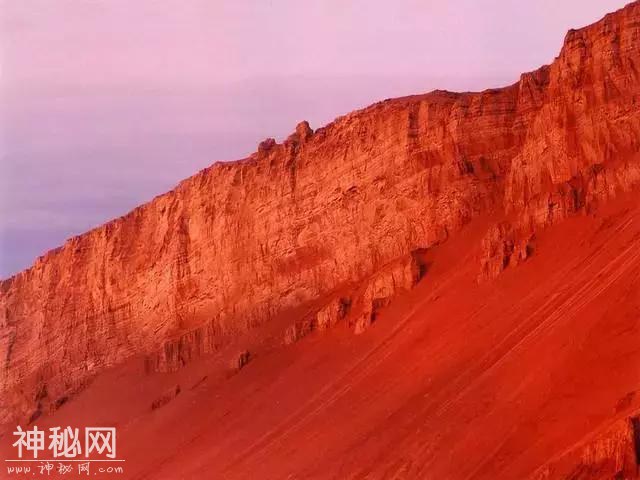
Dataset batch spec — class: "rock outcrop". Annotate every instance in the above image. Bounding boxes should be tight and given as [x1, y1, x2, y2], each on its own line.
[283, 252, 424, 344]
[531, 415, 640, 479]
[2, 2, 640, 423]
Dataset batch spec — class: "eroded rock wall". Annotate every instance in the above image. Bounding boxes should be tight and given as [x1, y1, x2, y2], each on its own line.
[1, 2, 640, 423]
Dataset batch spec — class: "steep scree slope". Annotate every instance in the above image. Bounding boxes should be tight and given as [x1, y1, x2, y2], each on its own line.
[1, 2, 640, 424]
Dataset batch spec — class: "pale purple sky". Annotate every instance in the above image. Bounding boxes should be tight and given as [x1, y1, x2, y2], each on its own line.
[0, 0, 631, 278]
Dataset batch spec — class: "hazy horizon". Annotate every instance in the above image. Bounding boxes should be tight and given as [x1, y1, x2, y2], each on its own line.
[0, 0, 631, 277]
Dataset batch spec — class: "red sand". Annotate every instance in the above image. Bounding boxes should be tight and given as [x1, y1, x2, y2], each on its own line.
[3, 196, 639, 479]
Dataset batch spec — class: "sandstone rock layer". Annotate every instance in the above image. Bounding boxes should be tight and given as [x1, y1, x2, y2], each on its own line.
[2, 2, 640, 423]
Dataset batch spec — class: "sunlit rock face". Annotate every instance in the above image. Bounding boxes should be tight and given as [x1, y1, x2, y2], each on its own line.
[1, 1, 640, 425]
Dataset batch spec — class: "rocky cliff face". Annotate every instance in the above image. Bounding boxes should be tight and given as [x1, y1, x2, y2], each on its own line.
[1, 2, 640, 424]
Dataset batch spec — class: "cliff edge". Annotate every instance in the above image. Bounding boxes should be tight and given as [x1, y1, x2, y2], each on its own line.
[1, 1, 640, 424]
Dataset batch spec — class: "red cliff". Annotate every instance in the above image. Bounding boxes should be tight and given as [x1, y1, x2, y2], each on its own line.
[1, 1, 640, 428]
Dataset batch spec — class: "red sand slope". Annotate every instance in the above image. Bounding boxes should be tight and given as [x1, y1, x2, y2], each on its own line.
[3, 195, 639, 479]
[5, 1, 640, 425]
